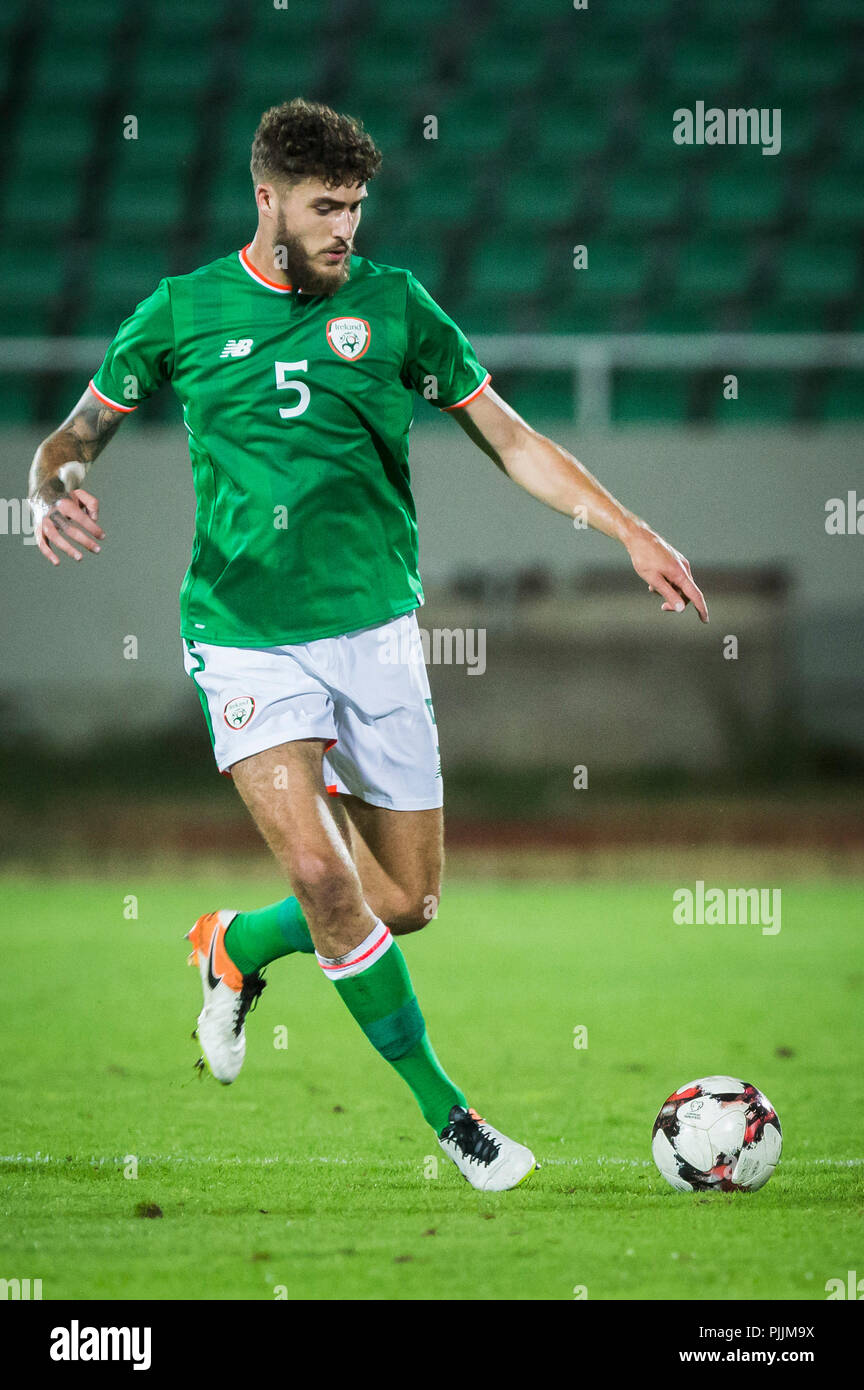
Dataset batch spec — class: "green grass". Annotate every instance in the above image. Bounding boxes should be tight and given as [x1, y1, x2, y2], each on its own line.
[1, 869, 862, 1301]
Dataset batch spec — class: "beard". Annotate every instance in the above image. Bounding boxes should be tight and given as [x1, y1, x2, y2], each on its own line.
[271, 215, 352, 297]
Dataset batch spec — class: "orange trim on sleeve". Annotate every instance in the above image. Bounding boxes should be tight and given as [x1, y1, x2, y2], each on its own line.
[440, 372, 491, 411]
[88, 379, 138, 413]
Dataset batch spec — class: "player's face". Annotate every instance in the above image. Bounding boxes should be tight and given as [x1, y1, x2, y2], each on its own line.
[272, 178, 366, 296]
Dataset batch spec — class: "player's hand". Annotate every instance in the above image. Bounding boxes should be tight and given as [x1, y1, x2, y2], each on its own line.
[32, 484, 105, 566]
[626, 528, 708, 623]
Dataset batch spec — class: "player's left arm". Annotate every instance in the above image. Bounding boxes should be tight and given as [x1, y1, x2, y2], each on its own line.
[450, 385, 709, 623]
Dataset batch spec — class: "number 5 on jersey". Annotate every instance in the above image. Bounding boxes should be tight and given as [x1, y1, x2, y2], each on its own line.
[276, 360, 310, 419]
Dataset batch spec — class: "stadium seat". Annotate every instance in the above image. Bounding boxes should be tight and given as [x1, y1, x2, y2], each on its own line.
[466, 36, 550, 93]
[0, 248, 68, 334]
[708, 370, 799, 422]
[806, 173, 864, 231]
[605, 173, 682, 233]
[665, 37, 750, 91]
[820, 372, 864, 420]
[28, 41, 113, 102]
[433, 98, 513, 156]
[497, 168, 583, 229]
[703, 170, 786, 231]
[567, 239, 653, 299]
[103, 169, 187, 235]
[470, 239, 549, 299]
[129, 45, 216, 104]
[778, 240, 861, 303]
[674, 239, 755, 300]
[533, 104, 616, 162]
[12, 108, 100, 170]
[613, 371, 693, 422]
[759, 37, 851, 96]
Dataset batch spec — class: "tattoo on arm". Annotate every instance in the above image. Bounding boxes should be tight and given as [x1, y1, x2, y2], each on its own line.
[28, 388, 125, 502]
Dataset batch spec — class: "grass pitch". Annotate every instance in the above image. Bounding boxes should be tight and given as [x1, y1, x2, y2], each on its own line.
[1, 868, 861, 1301]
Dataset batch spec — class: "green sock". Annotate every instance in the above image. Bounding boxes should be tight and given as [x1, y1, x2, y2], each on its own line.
[224, 896, 314, 974]
[332, 936, 467, 1134]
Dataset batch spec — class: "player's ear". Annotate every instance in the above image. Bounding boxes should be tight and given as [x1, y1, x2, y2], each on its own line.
[254, 182, 276, 218]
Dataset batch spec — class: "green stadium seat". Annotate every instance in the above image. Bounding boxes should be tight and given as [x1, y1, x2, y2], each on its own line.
[103, 169, 187, 235]
[674, 239, 754, 299]
[103, 112, 199, 171]
[208, 185, 256, 242]
[533, 104, 616, 161]
[467, 36, 550, 92]
[569, 37, 646, 92]
[591, 0, 678, 29]
[820, 372, 864, 420]
[234, 40, 328, 100]
[639, 302, 722, 333]
[632, 108, 706, 163]
[40, 0, 126, 38]
[398, 174, 479, 227]
[365, 238, 445, 296]
[701, 0, 778, 22]
[541, 300, 622, 334]
[746, 301, 828, 332]
[665, 38, 750, 91]
[806, 172, 864, 230]
[130, 45, 216, 102]
[0, 248, 68, 333]
[485, 0, 568, 22]
[146, 0, 225, 37]
[708, 371, 798, 422]
[87, 245, 171, 302]
[605, 173, 682, 232]
[471, 239, 549, 298]
[248, 0, 355, 35]
[613, 371, 693, 423]
[498, 168, 582, 229]
[565, 239, 652, 299]
[359, 106, 412, 154]
[29, 43, 113, 101]
[0, 0, 30, 34]
[2, 181, 81, 235]
[778, 240, 860, 302]
[492, 371, 575, 421]
[764, 38, 851, 94]
[0, 377, 39, 422]
[433, 98, 513, 155]
[799, 0, 864, 24]
[703, 170, 786, 230]
[13, 108, 100, 168]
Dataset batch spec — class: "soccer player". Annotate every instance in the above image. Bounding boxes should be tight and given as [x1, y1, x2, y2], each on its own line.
[28, 99, 708, 1192]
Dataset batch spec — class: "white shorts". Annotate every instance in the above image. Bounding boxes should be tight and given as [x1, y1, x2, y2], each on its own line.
[182, 612, 443, 810]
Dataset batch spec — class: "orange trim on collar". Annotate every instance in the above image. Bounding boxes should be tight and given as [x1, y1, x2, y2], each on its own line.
[238, 244, 293, 293]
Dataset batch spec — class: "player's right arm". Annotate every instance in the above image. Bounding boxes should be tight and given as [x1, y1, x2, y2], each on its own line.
[27, 385, 123, 565]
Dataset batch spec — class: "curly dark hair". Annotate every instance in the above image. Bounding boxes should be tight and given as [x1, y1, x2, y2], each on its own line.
[250, 98, 382, 188]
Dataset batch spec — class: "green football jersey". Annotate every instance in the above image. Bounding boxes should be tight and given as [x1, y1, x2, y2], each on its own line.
[90, 246, 490, 646]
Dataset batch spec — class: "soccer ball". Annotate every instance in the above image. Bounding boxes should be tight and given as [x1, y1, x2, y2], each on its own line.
[651, 1075, 782, 1192]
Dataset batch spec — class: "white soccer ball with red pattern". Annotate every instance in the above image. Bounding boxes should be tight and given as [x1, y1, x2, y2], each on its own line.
[651, 1076, 782, 1192]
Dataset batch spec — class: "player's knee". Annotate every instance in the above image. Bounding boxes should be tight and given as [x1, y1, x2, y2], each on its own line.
[290, 852, 360, 922]
[385, 884, 441, 935]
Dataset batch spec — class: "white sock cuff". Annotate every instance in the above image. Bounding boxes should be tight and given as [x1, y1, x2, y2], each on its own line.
[315, 919, 393, 981]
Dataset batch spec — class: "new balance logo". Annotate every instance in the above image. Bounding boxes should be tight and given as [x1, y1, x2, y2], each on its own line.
[220, 338, 254, 358]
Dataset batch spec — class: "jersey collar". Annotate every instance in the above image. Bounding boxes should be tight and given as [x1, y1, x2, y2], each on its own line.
[238, 244, 293, 294]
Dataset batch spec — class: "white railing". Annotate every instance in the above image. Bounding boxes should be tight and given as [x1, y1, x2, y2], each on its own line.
[1, 334, 863, 427]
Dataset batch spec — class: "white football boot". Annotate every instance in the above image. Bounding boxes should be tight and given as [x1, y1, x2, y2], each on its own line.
[438, 1105, 537, 1191]
[186, 910, 266, 1084]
